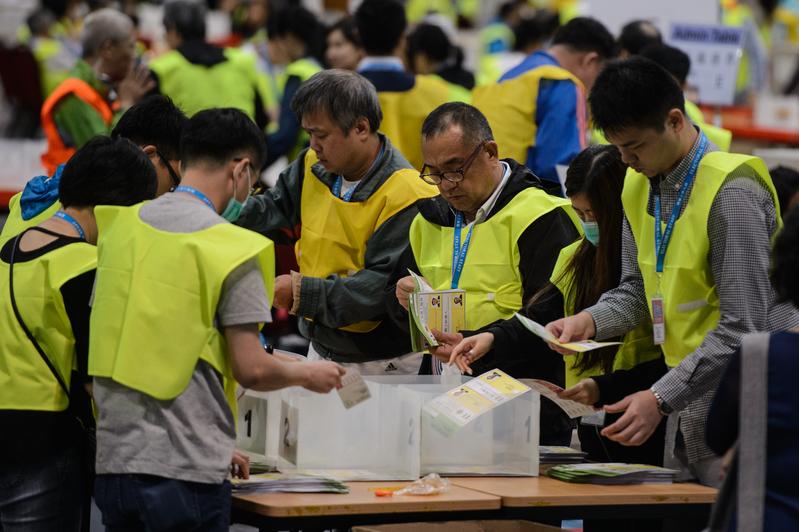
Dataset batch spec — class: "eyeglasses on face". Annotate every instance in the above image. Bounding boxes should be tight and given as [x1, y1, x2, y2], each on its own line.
[419, 141, 486, 185]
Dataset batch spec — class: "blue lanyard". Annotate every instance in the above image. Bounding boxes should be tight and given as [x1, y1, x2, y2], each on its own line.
[175, 185, 215, 211]
[54, 210, 85, 240]
[654, 133, 708, 274]
[332, 176, 357, 201]
[451, 212, 475, 289]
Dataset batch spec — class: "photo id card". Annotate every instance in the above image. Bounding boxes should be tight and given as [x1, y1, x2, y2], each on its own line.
[652, 296, 665, 345]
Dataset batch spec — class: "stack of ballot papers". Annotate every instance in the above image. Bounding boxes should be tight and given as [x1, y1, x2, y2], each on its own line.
[548, 463, 679, 484]
[539, 446, 588, 464]
[232, 473, 349, 494]
[407, 270, 466, 351]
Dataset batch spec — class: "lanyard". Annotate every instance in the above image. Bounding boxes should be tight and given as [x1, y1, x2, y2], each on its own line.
[54, 211, 85, 240]
[332, 176, 357, 201]
[653, 133, 708, 274]
[451, 212, 475, 289]
[175, 185, 216, 211]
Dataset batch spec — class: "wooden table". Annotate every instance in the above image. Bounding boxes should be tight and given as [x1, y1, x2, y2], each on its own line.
[232, 477, 717, 530]
[232, 481, 502, 531]
[452, 476, 717, 522]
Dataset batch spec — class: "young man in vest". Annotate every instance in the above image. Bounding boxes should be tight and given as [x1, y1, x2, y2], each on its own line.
[150, 1, 268, 127]
[2, 95, 187, 241]
[40, 8, 153, 175]
[390, 102, 582, 444]
[354, 0, 453, 170]
[473, 17, 616, 194]
[237, 69, 437, 375]
[0, 136, 156, 532]
[89, 109, 344, 531]
[547, 57, 799, 488]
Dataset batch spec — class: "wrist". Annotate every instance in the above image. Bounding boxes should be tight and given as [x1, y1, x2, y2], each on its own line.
[650, 388, 672, 416]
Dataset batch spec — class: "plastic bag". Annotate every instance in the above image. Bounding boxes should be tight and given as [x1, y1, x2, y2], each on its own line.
[395, 473, 451, 496]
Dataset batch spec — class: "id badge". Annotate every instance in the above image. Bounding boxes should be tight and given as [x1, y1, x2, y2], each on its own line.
[651, 295, 665, 345]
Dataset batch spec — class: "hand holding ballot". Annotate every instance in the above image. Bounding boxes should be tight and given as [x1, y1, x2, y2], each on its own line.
[520, 312, 615, 355]
[448, 331, 496, 375]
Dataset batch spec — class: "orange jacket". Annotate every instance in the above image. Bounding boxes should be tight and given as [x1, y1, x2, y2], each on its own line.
[40, 78, 113, 175]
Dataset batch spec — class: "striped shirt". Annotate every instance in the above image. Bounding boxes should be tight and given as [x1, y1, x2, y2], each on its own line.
[586, 132, 799, 463]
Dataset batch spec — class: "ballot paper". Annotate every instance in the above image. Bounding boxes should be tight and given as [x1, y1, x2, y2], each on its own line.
[337, 370, 371, 409]
[548, 463, 679, 485]
[232, 472, 349, 493]
[407, 270, 466, 351]
[520, 379, 599, 419]
[423, 368, 530, 436]
[515, 313, 621, 352]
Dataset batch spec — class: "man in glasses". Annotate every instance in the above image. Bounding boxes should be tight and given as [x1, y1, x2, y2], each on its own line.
[1, 95, 187, 240]
[389, 102, 581, 445]
[237, 69, 437, 375]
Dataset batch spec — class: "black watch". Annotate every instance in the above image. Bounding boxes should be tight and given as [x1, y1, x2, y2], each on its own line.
[652, 389, 673, 416]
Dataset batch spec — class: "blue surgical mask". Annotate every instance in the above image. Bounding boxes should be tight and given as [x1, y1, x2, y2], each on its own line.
[581, 219, 600, 246]
[222, 167, 252, 222]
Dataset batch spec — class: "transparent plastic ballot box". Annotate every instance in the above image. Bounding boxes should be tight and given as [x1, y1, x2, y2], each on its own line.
[368, 376, 540, 477]
[237, 380, 422, 481]
[236, 375, 540, 480]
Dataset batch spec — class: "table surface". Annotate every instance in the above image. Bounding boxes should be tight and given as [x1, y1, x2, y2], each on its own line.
[232, 476, 717, 517]
[451, 476, 718, 508]
[232, 481, 502, 517]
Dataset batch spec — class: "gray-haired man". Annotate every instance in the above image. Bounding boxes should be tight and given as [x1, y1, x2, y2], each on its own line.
[238, 69, 437, 374]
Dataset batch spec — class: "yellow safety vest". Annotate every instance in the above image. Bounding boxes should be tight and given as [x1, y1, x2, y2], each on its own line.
[283, 58, 322, 162]
[622, 152, 779, 367]
[149, 48, 262, 119]
[473, 65, 585, 164]
[88, 204, 275, 412]
[0, 240, 96, 411]
[297, 150, 437, 333]
[0, 193, 59, 242]
[550, 240, 661, 388]
[410, 185, 580, 330]
[684, 101, 733, 152]
[376, 74, 453, 170]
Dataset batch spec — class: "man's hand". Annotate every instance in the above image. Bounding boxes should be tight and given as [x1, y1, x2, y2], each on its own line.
[300, 361, 346, 393]
[558, 378, 600, 406]
[272, 274, 293, 309]
[545, 311, 597, 355]
[429, 329, 463, 362]
[395, 276, 416, 310]
[230, 450, 250, 479]
[449, 332, 495, 375]
[600, 390, 663, 446]
[117, 63, 155, 109]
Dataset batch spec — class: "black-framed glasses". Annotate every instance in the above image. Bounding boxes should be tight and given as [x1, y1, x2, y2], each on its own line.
[420, 141, 486, 185]
[156, 150, 181, 190]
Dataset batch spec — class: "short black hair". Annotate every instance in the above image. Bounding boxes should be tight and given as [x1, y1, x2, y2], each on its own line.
[771, 165, 799, 216]
[180, 108, 267, 171]
[163, 0, 206, 41]
[111, 95, 188, 161]
[59, 136, 157, 208]
[551, 17, 616, 60]
[589, 57, 685, 137]
[267, 5, 324, 61]
[406, 23, 451, 65]
[328, 16, 361, 47]
[639, 43, 690, 85]
[422, 102, 494, 148]
[771, 207, 799, 306]
[619, 19, 662, 56]
[355, 0, 407, 56]
[514, 10, 560, 53]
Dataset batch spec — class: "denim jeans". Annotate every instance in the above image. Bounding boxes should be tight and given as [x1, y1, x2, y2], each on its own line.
[94, 474, 231, 532]
[0, 445, 85, 531]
